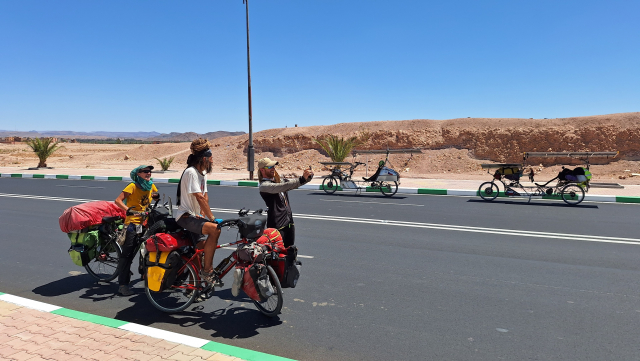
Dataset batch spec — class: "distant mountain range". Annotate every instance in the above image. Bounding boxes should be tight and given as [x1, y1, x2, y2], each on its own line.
[0, 130, 245, 141]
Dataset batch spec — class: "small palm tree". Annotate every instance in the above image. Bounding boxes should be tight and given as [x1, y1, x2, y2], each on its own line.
[155, 156, 175, 171]
[26, 137, 60, 168]
[313, 135, 362, 163]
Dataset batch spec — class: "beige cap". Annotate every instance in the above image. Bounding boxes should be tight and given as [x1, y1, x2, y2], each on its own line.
[257, 158, 279, 169]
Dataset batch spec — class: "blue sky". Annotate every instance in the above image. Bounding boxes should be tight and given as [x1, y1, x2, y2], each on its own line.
[1, 0, 638, 133]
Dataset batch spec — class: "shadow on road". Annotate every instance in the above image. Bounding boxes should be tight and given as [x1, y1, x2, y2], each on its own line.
[33, 275, 116, 298]
[113, 288, 282, 339]
[466, 199, 599, 209]
[306, 191, 407, 200]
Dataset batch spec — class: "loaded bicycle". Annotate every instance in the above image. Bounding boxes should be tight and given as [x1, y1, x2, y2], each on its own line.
[82, 196, 175, 282]
[143, 208, 284, 317]
[478, 151, 618, 206]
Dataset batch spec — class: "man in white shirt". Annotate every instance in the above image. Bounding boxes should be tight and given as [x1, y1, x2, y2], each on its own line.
[176, 139, 221, 284]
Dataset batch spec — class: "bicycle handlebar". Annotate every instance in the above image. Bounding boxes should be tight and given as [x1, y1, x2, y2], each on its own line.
[217, 219, 240, 229]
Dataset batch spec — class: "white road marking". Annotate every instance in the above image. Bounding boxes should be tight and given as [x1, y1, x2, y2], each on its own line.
[56, 185, 104, 189]
[318, 198, 424, 206]
[1, 193, 638, 247]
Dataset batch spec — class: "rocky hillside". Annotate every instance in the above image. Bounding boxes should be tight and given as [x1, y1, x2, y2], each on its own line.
[220, 112, 638, 165]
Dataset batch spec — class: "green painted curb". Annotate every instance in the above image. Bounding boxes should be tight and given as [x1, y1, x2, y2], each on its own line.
[202, 341, 296, 361]
[0, 292, 4, 295]
[51, 308, 128, 328]
[418, 188, 447, 195]
[107, 176, 123, 181]
[10, 174, 21, 178]
[56, 175, 69, 179]
[207, 180, 221, 185]
[33, 174, 45, 178]
[81, 175, 95, 180]
[617, 196, 640, 203]
[169, 178, 180, 183]
[238, 181, 259, 187]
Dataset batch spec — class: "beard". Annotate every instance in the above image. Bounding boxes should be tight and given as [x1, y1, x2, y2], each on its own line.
[196, 157, 213, 174]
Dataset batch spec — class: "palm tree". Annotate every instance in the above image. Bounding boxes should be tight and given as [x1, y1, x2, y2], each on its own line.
[155, 156, 175, 171]
[313, 135, 362, 163]
[26, 137, 60, 168]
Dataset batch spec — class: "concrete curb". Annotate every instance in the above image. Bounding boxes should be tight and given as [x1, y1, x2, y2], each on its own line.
[2, 172, 639, 204]
[0, 292, 296, 361]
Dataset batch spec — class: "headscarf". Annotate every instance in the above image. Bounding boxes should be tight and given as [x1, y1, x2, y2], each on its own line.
[130, 165, 154, 191]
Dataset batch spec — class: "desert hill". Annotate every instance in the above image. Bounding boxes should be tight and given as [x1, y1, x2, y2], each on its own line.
[1, 112, 639, 184]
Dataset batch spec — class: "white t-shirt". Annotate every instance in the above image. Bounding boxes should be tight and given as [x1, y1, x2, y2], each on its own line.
[176, 167, 208, 219]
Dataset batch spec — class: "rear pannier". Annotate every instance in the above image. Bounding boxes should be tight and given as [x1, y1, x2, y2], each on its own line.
[67, 230, 100, 266]
[145, 251, 184, 292]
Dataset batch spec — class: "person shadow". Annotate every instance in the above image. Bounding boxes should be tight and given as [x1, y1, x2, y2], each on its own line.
[33, 274, 119, 301]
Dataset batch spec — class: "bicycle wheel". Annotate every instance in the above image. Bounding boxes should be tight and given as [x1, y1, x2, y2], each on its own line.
[380, 181, 398, 197]
[253, 265, 283, 317]
[322, 176, 339, 194]
[478, 182, 499, 201]
[145, 261, 199, 313]
[561, 184, 585, 205]
[85, 240, 121, 282]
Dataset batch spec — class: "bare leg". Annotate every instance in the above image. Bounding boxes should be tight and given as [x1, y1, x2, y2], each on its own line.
[201, 222, 221, 273]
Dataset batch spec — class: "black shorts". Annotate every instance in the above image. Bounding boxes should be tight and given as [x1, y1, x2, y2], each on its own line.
[177, 215, 208, 235]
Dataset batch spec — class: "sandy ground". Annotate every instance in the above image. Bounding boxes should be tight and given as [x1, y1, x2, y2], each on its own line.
[1, 142, 638, 185]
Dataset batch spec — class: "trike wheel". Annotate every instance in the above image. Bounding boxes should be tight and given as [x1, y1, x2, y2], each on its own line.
[322, 176, 339, 194]
[561, 184, 585, 205]
[253, 265, 283, 317]
[85, 240, 121, 282]
[145, 261, 198, 313]
[478, 182, 499, 201]
[380, 181, 398, 197]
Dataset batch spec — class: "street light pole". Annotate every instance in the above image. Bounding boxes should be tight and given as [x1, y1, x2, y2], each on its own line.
[243, 0, 255, 180]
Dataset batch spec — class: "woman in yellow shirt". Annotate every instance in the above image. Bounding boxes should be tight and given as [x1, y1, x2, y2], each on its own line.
[114, 165, 158, 296]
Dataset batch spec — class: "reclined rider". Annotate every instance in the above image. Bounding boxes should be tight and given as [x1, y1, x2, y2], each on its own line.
[363, 160, 386, 182]
[175, 139, 222, 285]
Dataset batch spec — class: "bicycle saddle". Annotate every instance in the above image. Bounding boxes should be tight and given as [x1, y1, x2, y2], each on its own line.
[102, 216, 121, 224]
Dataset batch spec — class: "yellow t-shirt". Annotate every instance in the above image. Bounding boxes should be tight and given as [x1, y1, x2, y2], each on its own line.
[122, 183, 158, 225]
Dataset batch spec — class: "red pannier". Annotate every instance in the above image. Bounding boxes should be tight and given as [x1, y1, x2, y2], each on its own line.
[268, 245, 301, 288]
[59, 201, 125, 233]
[145, 232, 191, 252]
[241, 263, 273, 302]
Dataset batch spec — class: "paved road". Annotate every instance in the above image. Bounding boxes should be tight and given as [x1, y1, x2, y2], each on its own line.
[1, 177, 639, 361]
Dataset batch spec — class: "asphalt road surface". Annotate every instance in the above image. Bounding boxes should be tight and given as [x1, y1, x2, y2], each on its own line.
[1, 177, 639, 361]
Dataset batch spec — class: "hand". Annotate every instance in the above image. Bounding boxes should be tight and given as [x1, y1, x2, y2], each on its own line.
[213, 218, 224, 224]
[151, 192, 160, 200]
[303, 169, 314, 181]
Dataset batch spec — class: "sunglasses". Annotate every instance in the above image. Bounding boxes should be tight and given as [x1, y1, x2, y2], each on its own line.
[264, 166, 275, 169]
[139, 170, 152, 174]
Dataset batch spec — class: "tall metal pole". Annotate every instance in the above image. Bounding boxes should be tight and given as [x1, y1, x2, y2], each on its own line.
[244, 0, 255, 180]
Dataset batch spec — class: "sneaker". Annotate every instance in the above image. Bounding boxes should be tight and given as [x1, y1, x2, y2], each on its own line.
[213, 278, 224, 288]
[200, 269, 216, 284]
[231, 268, 243, 297]
[118, 285, 134, 296]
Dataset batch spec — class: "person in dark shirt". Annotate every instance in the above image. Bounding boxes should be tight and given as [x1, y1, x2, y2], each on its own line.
[257, 158, 313, 247]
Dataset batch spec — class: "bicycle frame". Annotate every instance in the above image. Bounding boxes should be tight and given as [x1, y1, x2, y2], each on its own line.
[174, 237, 249, 293]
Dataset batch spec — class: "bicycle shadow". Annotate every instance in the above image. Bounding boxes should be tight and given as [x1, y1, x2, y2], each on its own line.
[467, 199, 599, 209]
[113, 288, 282, 339]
